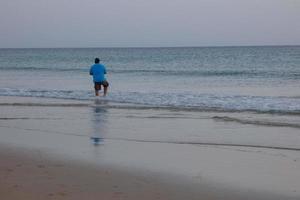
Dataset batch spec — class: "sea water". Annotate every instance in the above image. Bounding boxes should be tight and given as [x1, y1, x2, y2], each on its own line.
[0, 46, 300, 114]
[1, 46, 300, 149]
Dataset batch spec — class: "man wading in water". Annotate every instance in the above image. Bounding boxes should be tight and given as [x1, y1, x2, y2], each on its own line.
[89, 58, 109, 96]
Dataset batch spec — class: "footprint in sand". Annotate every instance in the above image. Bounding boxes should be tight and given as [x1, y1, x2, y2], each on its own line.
[37, 164, 46, 168]
[6, 168, 14, 173]
[57, 191, 68, 197]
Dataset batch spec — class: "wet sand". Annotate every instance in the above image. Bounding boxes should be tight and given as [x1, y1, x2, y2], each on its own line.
[0, 96, 300, 200]
[0, 144, 212, 200]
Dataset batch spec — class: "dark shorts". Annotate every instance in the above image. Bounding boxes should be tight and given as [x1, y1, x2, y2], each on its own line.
[94, 80, 109, 90]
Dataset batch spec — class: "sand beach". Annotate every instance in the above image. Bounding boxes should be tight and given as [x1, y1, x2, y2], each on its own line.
[0, 96, 299, 200]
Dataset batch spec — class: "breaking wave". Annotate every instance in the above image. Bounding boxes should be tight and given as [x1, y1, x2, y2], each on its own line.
[1, 88, 300, 115]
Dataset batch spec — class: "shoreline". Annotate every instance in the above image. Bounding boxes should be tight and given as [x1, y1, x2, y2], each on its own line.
[1, 96, 300, 199]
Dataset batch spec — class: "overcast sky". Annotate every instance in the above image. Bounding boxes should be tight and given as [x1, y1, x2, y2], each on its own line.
[0, 0, 299, 48]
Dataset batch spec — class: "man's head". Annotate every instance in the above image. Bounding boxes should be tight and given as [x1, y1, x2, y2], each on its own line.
[95, 58, 100, 64]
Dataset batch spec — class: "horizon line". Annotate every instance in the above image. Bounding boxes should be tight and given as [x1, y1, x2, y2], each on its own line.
[1, 44, 300, 49]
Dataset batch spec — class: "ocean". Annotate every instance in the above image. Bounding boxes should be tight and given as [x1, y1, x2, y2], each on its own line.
[1, 46, 300, 114]
[1, 46, 300, 150]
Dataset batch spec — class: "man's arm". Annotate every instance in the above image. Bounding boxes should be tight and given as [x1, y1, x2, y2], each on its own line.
[89, 67, 93, 75]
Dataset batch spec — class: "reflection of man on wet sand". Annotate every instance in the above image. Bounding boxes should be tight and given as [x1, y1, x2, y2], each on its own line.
[90, 106, 108, 145]
[89, 58, 109, 96]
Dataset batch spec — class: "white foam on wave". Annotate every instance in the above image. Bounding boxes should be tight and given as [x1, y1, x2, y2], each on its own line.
[1, 88, 300, 114]
[0, 88, 93, 100]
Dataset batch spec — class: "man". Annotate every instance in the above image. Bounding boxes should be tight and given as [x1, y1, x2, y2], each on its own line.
[89, 58, 109, 96]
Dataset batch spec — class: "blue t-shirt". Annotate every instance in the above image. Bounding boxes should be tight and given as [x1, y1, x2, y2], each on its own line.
[89, 64, 107, 82]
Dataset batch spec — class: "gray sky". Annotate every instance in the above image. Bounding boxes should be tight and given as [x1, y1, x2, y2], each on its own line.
[0, 0, 299, 48]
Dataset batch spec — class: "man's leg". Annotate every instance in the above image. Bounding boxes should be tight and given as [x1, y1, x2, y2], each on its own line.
[94, 83, 100, 96]
[103, 86, 108, 96]
[103, 81, 109, 96]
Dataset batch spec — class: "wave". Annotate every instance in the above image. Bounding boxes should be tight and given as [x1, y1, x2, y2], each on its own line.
[0, 88, 93, 101]
[0, 66, 255, 76]
[114, 69, 300, 79]
[110, 69, 260, 77]
[1, 66, 300, 79]
[0, 66, 87, 72]
[1, 88, 300, 115]
[212, 116, 300, 129]
[0, 117, 63, 120]
[106, 138, 300, 151]
[93, 104, 300, 116]
[0, 102, 90, 107]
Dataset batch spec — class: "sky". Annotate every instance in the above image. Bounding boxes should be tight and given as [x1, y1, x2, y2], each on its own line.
[0, 0, 299, 48]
